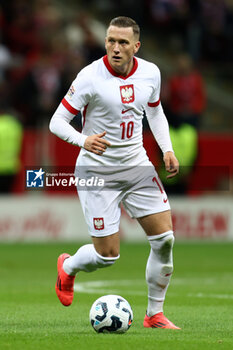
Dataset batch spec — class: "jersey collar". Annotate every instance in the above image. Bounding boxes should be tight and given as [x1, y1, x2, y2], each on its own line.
[103, 55, 138, 80]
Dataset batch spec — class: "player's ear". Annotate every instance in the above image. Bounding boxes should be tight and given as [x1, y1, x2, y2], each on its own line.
[134, 41, 141, 54]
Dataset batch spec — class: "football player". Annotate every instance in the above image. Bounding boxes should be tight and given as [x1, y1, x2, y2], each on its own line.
[50, 16, 180, 329]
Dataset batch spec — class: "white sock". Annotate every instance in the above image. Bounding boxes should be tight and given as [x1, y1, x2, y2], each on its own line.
[146, 231, 174, 317]
[63, 244, 119, 275]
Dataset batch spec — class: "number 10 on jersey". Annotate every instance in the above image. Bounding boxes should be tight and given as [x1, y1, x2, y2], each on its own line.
[120, 121, 134, 139]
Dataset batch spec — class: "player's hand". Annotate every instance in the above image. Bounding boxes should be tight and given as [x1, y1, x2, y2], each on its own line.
[163, 151, 179, 179]
[84, 131, 111, 155]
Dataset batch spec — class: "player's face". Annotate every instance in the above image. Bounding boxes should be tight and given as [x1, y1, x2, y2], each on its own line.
[105, 25, 141, 76]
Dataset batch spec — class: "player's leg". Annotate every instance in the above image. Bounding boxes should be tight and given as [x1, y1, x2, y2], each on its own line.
[92, 232, 120, 258]
[55, 189, 121, 306]
[137, 209, 173, 235]
[123, 166, 180, 329]
[138, 210, 173, 316]
[56, 234, 120, 307]
[137, 211, 180, 329]
[64, 189, 121, 274]
[63, 232, 120, 275]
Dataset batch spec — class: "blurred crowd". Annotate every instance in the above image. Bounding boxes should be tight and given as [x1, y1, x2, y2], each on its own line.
[0, 0, 232, 128]
[0, 0, 107, 127]
[145, 0, 233, 63]
[0, 0, 108, 192]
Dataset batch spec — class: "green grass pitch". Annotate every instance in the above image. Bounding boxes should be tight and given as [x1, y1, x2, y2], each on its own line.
[0, 241, 232, 350]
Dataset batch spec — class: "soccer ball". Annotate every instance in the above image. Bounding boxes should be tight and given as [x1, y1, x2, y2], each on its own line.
[89, 294, 133, 333]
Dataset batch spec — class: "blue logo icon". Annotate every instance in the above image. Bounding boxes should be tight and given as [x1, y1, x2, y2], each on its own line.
[26, 168, 45, 188]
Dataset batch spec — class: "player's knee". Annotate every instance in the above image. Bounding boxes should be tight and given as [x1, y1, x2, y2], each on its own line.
[159, 233, 174, 264]
[148, 230, 174, 264]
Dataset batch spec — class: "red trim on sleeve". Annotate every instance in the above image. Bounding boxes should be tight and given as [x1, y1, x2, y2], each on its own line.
[148, 99, 160, 107]
[62, 98, 79, 115]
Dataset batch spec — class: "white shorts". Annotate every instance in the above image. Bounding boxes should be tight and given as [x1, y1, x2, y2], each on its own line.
[76, 165, 170, 237]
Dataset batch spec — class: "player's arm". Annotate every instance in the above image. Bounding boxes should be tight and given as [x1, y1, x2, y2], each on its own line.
[146, 103, 179, 178]
[49, 103, 111, 155]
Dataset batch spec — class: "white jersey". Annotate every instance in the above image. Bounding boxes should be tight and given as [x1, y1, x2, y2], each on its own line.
[62, 55, 162, 166]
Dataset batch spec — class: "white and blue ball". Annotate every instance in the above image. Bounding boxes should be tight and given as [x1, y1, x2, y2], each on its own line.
[89, 294, 133, 333]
